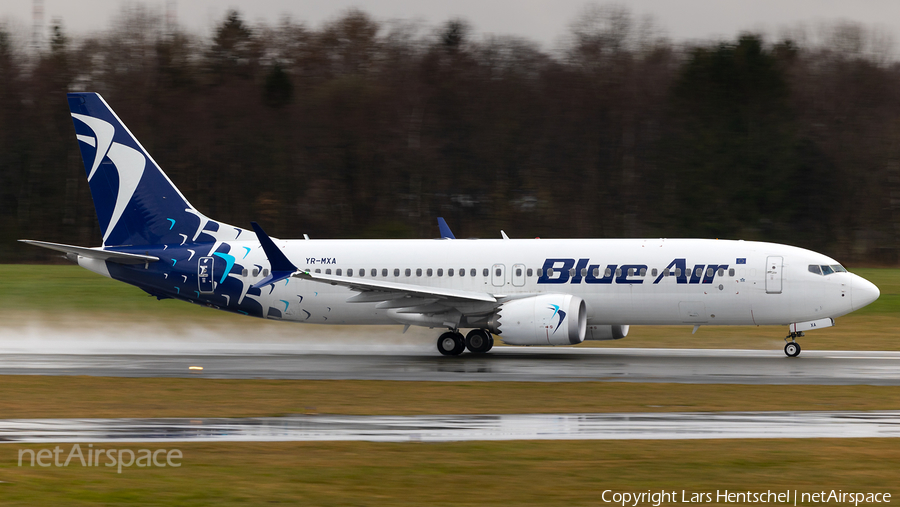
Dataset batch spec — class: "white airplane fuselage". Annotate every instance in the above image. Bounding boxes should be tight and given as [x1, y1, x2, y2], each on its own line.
[77, 236, 876, 331]
[254, 237, 872, 327]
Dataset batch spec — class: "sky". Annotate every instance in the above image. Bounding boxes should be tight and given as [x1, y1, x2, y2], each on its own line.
[3, 0, 900, 49]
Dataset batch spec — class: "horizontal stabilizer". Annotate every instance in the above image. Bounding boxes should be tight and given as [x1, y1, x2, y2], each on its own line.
[249, 222, 299, 289]
[19, 240, 159, 264]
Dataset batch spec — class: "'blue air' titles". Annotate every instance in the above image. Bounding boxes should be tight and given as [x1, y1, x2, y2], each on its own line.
[538, 258, 730, 285]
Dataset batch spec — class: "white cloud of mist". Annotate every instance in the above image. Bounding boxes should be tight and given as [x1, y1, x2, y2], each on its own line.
[0, 317, 436, 355]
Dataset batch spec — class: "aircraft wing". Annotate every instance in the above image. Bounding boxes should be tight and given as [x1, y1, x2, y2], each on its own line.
[294, 270, 498, 304]
[19, 240, 159, 264]
[253, 221, 499, 321]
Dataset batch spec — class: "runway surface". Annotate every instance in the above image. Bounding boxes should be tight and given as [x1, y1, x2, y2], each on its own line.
[1, 347, 899, 384]
[2, 411, 899, 443]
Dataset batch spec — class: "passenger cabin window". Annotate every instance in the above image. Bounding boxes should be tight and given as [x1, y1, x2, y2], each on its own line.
[416, 268, 423, 276]
[593, 267, 600, 277]
[242, 269, 249, 277]
[569, 268, 575, 277]
[547, 268, 555, 277]
[728, 268, 735, 277]
[336, 269, 342, 276]
[437, 268, 443, 277]
[458, 268, 464, 277]
[627, 268, 634, 276]
[483, 268, 489, 277]
[252, 268, 259, 276]
[326, 269, 332, 275]
[394, 268, 400, 276]
[382, 269, 387, 277]
[527, 268, 533, 277]
[537, 268, 543, 277]
[516, 268, 523, 277]
[371, 269, 377, 277]
[651, 268, 658, 277]
[405, 268, 411, 276]
[675, 268, 682, 277]
[263, 269, 269, 276]
[347, 269, 353, 276]
[580, 268, 587, 277]
[717, 268, 724, 277]
[695, 267, 702, 277]
[615, 268, 622, 277]
[706, 267, 714, 277]
[471, 268, 477, 277]
[449, 268, 454, 276]
[427, 268, 433, 276]
[359, 269, 365, 277]
[640, 268, 647, 277]
[605, 268, 612, 277]
[315, 269, 321, 273]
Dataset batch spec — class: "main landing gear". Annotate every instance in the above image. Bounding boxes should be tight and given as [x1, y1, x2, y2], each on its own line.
[436, 329, 494, 356]
[784, 331, 803, 358]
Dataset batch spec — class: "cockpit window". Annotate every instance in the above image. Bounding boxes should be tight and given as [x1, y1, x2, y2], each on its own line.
[810, 264, 848, 275]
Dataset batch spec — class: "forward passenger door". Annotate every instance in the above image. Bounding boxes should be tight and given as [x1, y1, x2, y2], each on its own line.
[766, 256, 783, 294]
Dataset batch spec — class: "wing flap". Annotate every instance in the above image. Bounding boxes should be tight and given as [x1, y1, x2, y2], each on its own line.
[375, 297, 441, 309]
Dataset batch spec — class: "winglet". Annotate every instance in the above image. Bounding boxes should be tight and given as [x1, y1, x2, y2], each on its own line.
[250, 222, 299, 289]
[437, 217, 456, 239]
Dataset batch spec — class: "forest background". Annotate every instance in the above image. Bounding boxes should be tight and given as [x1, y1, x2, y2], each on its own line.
[2, 4, 899, 265]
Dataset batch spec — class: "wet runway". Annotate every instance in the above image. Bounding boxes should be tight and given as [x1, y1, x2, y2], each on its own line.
[2, 411, 899, 443]
[1, 348, 899, 384]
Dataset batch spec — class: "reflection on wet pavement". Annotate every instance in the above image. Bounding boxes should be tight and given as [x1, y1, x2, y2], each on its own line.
[1, 348, 899, 384]
[1, 411, 899, 443]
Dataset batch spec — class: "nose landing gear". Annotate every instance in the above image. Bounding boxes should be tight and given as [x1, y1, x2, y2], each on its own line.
[784, 332, 803, 357]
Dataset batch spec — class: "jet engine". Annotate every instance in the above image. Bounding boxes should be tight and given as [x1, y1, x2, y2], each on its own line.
[487, 294, 587, 346]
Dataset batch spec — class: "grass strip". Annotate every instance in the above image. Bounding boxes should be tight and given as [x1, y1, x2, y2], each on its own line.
[1, 439, 898, 506]
[0, 377, 899, 419]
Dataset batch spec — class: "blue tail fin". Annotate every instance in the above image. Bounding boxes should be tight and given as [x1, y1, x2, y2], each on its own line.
[437, 217, 456, 239]
[68, 93, 240, 247]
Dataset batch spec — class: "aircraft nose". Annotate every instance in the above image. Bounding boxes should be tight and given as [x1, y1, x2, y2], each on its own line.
[851, 274, 880, 311]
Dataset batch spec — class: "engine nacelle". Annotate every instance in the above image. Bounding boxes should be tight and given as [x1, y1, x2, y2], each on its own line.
[487, 294, 587, 346]
[586, 325, 629, 340]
